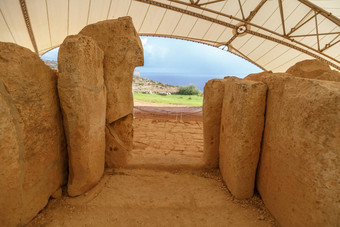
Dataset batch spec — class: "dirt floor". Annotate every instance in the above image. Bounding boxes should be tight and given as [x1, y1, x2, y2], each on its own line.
[27, 101, 278, 226]
[28, 169, 277, 227]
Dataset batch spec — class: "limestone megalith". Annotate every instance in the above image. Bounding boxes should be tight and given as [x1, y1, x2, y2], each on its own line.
[79, 16, 144, 167]
[0, 80, 23, 226]
[58, 35, 106, 196]
[247, 72, 340, 227]
[286, 59, 340, 82]
[219, 77, 267, 199]
[79, 16, 144, 122]
[203, 79, 225, 168]
[0, 42, 67, 225]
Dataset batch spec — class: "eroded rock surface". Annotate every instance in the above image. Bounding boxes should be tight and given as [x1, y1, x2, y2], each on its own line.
[203, 79, 225, 168]
[105, 114, 133, 167]
[0, 80, 23, 226]
[58, 35, 106, 196]
[247, 72, 340, 227]
[79, 16, 143, 123]
[80, 17, 143, 167]
[0, 42, 67, 225]
[286, 59, 340, 82]
[219, 77, 267, 199]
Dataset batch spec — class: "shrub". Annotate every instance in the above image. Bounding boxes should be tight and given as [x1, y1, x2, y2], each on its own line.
[178, 84, 202, 95]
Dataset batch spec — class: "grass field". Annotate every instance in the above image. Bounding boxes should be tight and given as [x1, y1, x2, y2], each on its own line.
[133, 93, 203, 106]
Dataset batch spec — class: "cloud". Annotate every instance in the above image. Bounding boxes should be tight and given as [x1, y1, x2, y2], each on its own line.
[141, 37, 169, 61]
[141, 37, 148, 45]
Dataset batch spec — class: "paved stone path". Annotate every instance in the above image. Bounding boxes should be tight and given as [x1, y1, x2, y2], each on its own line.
[129, 119, 204, 169]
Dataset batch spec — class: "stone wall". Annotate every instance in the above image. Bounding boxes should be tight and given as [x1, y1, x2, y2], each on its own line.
[0, 17, 144, 225]
[0, 43, 67, 226]
[204, 60, 340, 226]
[245, 73, 340, 227]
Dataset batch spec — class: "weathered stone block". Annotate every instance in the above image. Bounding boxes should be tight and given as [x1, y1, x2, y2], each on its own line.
[0, 80, 23, 226]
[0, 42, 67, 225]
[79, 16, 144, 123]
[247, 73, 340, 227]
[203, 79, 225, 168]
[79, 17, 143, 167]
[58, 35, 106, 196]
[105, 114, 133, 167]
[219, 77, 267, 199]
[286, 59, 340, 82]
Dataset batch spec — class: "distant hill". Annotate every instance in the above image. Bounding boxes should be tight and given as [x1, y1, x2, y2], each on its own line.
[43, 59, 58, 70]
[133, 75, 179, 94]
[42, 60, 179, 94]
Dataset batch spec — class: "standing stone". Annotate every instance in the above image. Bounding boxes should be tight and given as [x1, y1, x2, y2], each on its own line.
[219, 77, 267, 199]
[0, 80, 23, 226]
[79, 16, 144, 167]
[247, 72, 340, 227]
[79, 16, 144, 122]
[58, 35, 106, 196]
[203, 79, 225, 168]
[0, 42, 67, 225]
[286, 59, 340, 82]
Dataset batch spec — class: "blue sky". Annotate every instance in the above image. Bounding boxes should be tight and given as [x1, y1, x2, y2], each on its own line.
[136, 37, 262, 78]
[42, 36, 262, 79]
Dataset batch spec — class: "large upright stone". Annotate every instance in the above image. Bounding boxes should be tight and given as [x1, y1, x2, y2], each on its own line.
[0, 80, 23, 226]
[286, 59, 340, 82]
[219, 77, 267, 199]
[79, 16, 144, 167]
[58, 35, 106, 196]
[0, 42, 67, 225]
[203, 79, 225, 168]
[247, 72, 340, 227]
[79, 16, 144, 123]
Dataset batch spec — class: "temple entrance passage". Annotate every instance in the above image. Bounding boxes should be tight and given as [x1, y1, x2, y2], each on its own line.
[128, 102, 204, 169]
[27, 169, 276, 226]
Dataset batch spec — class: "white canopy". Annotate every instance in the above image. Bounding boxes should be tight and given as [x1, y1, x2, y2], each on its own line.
[0, 0, 339, 72]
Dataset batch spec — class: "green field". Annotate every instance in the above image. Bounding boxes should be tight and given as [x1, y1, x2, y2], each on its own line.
[133, 93, 203, 106]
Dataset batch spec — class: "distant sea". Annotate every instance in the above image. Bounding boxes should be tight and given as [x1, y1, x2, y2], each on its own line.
[139, 72, 230, 91]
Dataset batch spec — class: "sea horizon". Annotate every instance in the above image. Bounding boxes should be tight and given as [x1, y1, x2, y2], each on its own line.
[139, 72, 237, 91]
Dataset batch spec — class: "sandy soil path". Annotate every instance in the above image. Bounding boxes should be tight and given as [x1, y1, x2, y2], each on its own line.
[28, 169, 277, 226]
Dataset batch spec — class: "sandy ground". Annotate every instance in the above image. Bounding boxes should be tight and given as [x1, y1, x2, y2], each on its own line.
[28, 169, 277, 227]
[27, 101, 277, 226]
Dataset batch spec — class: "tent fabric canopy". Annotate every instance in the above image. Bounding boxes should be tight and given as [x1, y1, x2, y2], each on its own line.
[0, 0, 339, 72]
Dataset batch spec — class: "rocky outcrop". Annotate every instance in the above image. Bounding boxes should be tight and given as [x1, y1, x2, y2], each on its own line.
[286, 59, 340, 82]
[0, 42, 67, 225]
[247, 72, 340, 227]
[219, 77, 267, 199]
[203, 79, 225, 168]
[58, 35, 106, 196]
[79, 16, 144, 167]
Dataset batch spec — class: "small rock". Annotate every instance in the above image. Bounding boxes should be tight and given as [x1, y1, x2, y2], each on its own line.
[257, 215, 265, 220]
